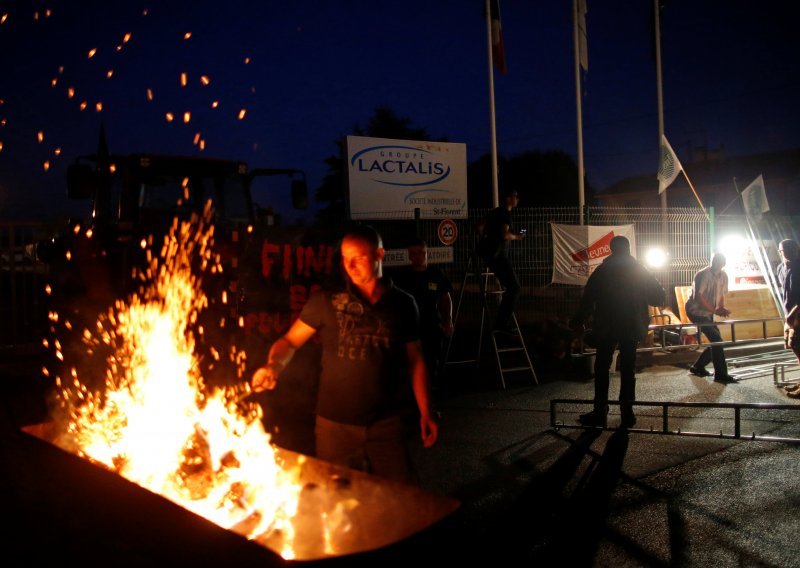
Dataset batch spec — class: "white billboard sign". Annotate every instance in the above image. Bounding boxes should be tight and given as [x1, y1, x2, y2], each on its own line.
[346, 136, 467, 220]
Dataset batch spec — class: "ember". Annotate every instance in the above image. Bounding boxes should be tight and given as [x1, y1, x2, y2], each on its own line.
[41, 203, 458, 561]
[48, 204, 304, 558]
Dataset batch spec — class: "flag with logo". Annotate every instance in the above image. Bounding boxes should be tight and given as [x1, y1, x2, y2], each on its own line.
[551, 223, 637, 285]
[741, 174, 769, 219]
[490, 0, 507, 74]
[657, 134, 682, 194]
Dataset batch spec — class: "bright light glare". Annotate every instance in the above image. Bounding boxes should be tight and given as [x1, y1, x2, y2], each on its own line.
[645, 247, 668, 269]
[718, 234, 747, 266]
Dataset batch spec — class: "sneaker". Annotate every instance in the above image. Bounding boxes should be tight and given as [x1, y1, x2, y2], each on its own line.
[714, 374, 739, 384]
[578, 410, 607, 428]
[688, 366, 711, 377]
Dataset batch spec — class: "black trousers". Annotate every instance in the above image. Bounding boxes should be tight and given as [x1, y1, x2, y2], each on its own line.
[689, 314, 728, 376]
[483, 252, 521, 330]
[420, 329, 444, 387]
[593, 336, 638, 417]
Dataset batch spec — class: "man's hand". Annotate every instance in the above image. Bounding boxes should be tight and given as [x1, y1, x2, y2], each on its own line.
[440, 318, 454, 337]
[251, 363, 282, 392]
[420, 413, 439, 448]
[715, 307, 731, 318]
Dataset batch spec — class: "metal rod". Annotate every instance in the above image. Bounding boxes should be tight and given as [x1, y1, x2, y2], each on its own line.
[550, 399, 800, 443]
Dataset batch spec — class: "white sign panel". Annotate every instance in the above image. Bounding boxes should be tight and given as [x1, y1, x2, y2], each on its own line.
[382, 246, 454, 267]
[551, 223, 637, 285]
[346, 136, 467, 220]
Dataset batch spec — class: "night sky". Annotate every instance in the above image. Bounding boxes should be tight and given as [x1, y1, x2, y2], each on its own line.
[1, 0, 797, 222]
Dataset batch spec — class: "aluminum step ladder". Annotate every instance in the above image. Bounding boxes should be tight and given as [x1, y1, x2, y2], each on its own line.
[444, 255, 537, 389]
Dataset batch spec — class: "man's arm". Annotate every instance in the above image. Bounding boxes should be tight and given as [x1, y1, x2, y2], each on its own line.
[714, 272, 731, 317]
[570, 270, 599, 329]
[251, 318, 316, 392]
[406, 340, 438, 448]
[644, 269, 666, 307]
[437, 291, 454, 336]
[501, 223, 525, 241]
[695, 271, 717, 313]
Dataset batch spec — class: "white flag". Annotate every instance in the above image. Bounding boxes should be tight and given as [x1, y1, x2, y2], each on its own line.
[741, 174, 769, 217]
[657, 134, 683, 194]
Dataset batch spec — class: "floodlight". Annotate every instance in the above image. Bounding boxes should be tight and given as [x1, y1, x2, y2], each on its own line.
[645, 247, 668, 269]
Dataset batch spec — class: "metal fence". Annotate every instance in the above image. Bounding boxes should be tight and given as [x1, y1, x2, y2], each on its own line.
[370, 206, 714, 327]
[0, 208, 786, 347]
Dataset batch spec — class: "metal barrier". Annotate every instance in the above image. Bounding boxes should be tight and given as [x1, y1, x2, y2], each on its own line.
[550, 398, 800, 444]
[571, 317, 786, 358]
[774, 362, 800, 387]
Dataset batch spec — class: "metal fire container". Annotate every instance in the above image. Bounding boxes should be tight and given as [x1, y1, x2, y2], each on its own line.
[1, 423, 459, 565]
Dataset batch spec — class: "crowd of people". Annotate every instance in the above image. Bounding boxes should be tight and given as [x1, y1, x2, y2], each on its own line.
[249, 210, 800, 483]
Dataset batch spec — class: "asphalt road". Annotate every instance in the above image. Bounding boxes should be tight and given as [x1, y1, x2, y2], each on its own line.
[2, 342, 799, 566]
[410, 344, 800, 566]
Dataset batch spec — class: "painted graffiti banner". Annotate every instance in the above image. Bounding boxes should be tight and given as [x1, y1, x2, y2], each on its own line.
[551, 223, 637, 285]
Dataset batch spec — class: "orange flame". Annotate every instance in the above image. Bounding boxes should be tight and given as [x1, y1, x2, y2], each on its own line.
[52, 205, 303, 557]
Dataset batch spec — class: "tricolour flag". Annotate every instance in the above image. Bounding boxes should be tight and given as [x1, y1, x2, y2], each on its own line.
[657, 134, 682, 194]
[577, 0, 588, 72]
[741, 174, 769, 218]
[490, 0, 507, 75]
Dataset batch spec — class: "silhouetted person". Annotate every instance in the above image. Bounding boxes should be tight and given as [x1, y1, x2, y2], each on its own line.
[392, 237, 454, 393]
[570, 236, 665, 428]
[477, 189, 526, 334]
[777, 239, 800, 397]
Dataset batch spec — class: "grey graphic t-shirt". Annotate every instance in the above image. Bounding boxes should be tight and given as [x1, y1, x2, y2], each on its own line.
[298, 281, 419, 425]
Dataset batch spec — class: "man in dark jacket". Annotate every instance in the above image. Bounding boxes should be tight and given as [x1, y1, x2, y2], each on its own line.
[777, 239, 800, 396]
[569, 236, 665, 428]
[477, 189, 526, 333]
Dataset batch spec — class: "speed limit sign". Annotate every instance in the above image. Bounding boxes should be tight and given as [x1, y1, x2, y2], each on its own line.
[437, 219, 458, 246]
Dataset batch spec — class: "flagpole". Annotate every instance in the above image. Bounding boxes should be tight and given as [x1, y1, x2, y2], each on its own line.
[654, 0, 668, 249]
[486, 0, 500, 208]
[572, 0, 585, 225]
[681, 169, 709, 221]
[654, 0, 666, 212]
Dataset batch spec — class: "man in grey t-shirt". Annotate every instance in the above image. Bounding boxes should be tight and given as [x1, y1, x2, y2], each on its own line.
[685, 253, 738, 383]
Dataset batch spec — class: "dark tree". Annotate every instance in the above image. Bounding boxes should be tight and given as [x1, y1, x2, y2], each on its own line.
[314, 106, 591, 224]
[314, 106, 439, 225]
[467, 150, 593, 208]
